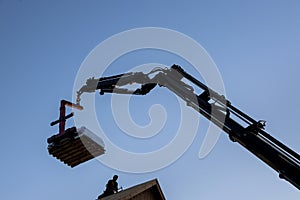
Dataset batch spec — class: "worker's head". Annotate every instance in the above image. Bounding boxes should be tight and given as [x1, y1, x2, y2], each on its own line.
[113, 175, 118, 181]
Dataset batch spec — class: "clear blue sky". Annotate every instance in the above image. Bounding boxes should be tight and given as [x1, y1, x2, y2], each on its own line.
[0, 0, 299, 199]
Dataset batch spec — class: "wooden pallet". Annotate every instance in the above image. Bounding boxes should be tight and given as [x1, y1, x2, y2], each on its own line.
[48, 126, 105, 167]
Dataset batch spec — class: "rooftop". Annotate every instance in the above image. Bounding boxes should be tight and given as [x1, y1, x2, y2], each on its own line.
[99, 179, 166, 200]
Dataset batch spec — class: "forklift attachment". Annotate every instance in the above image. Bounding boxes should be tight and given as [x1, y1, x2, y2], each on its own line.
[48, 100, 105, 167]
[48, 126, 105, 167]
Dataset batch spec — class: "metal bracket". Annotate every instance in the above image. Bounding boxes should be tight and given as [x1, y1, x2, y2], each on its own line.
[50, 100, 83, 136]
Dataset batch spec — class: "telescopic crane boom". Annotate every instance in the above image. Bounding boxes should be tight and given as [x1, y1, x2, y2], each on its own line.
[55, 64, 300, 189]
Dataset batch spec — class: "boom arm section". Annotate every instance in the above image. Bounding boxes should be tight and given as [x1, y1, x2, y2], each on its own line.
[76, 64, 300, 190]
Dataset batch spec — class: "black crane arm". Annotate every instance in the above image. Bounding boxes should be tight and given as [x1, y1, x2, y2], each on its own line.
[76, 64, 300, 190]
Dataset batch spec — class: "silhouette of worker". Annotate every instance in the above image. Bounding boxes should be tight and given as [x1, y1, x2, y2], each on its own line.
[98, 175, 119, 199]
